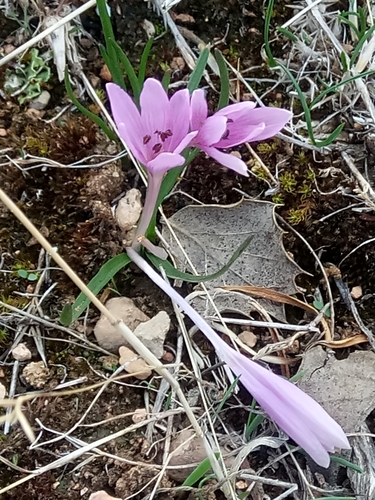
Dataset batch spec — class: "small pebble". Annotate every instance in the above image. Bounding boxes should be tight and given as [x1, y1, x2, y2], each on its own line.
[351, 286, 363, 299]
[0, 382, 6, 399]
[12, 343, 32, 361]
[0, 128, 7, 137]
[115, 189, 142, 232]
[238, 330, 257, 348]
[29, 90, 51, 110]
[119, 346, 151, 380]
[100, 64, 112, 81]
[132, 408, 147, 424]
[22, 361, 50, 389]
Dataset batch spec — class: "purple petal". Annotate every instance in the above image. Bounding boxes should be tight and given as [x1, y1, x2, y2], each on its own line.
[168, 89, 190, 151]
[239, 107, 292, 143]
[190, 89, 208, 131]
[214, 105, 292, 147]
[146, 152, 185, 175]
[140, 79, 169, 137]
[106, 83, 146, 164]
[223, 347, 350, 467]
[216, 101, 257, 116]
[204, 146, 249, 176]
[196, 115, 227, 147]
[174, 131, 198, 154]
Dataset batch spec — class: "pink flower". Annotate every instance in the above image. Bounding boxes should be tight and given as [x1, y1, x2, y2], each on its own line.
[127, 247, 351, 469]
[190, 89, 292, 176]
[220, 345, 351, 468]
[107, 79, 197, 176]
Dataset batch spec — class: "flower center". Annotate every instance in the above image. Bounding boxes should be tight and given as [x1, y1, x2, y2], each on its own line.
[154, 129, 173, 142]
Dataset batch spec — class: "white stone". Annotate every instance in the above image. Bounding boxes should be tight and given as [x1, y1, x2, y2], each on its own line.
[115, 189, 142, 232]
[94, 297, 149, 353]
[22, 361, 50, 389]
[0, 382, 6, 399]
[12, 343, 32, 361]
[29, 90, 51, 110]
[89, 491, 121, 500]
[133, 311, 170, 359]
[119, 346, 151, 380]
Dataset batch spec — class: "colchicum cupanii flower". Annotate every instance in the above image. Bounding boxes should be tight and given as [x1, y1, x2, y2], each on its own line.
[190, 89, 293, 175]
[109, 78, 350, 468]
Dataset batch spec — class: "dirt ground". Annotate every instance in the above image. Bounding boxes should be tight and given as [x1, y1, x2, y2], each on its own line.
[0, 0, 374, 498]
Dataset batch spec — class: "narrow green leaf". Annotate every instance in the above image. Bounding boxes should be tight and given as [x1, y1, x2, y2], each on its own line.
[340, 51, 348, 72]
[245, 414, 264, 437]
[161, 70, 171, 91]
[277, 27, 298, 42]
[138, 38, 154, 87]
[264, 0, 277, 68]
[215, 49, 230, 109]
[182, 453, 220, 487]
[315, 124, 345, 148]
[187, 48, 210, 93]
[330, 455, 363, 473]
[288, 370, 306, 383]
[213, 376, 239, 417]
[110, 40, 142, 101]
[310, 70, 374, 108]
[96, 0, 125, 87]
[60, 304, 73, 326]
[318, 497, 356, 500]
[147, 235, 253, 283]
[63, 253, 132, 324]
[350, 23, 375, 68]
[64, 70, 117, 142]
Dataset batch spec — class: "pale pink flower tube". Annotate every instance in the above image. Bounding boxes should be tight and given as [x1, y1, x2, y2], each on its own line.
[127, 247, 351, 468]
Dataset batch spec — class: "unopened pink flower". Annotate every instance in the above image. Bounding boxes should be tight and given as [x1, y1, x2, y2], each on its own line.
[190, 89, 292, 176]
[107, 79, 197, 176]
[219, 345, 351, 468]
[127, 247, 351, 468]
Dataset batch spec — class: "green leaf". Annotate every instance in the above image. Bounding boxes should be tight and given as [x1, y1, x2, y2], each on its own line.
[96, 0, 125, 87]
[64, 69, 117, 142]
[62, 253, 132, 325]
[17, 269, 28, 279]
[146, 235, 253, 283]
[215, 49, 230, 109]
[60, 304, 73, 326]
[161, 70, 171, 92]
[110, 40, 142, 102]
[350, 23, 375, 68]
[187, 48, 210, 93]
[27, 273, 38, 282]
[330, 455, 363, 473]
[277, 27, 298, 42]
[264, 0, 277, 68]
[182, 453, 220, 487]
[138, 38, 154, 87]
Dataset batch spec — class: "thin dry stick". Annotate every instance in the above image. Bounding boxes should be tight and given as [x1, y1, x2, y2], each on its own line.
[0, 189, 205, 442]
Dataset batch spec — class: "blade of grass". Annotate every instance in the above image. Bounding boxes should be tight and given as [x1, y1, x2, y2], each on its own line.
[187, 48, 210, 93]
[147, 235, 253, 283]
[182, 453, 220, 487]
[215, 49, 230, 109]
[64, 70, 117, 141]
[138, 38, 154, 87]
[61, 253, 132, 325]
[162, 70, 171, 91]
[110, 40, 142, 102]
[96, 0, 125, 87]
